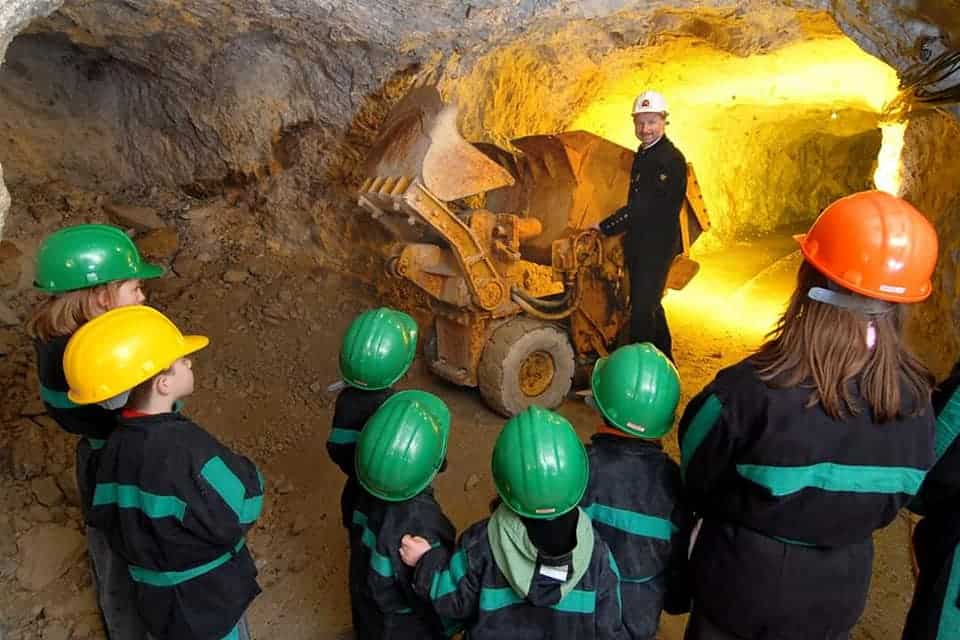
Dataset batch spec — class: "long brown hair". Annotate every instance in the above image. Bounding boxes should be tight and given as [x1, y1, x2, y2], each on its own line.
[752, 260, 933, 422]
[26, 281, 125, 342]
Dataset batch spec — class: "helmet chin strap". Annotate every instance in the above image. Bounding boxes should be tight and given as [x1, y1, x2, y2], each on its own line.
[807, 284, 896, 317]
[808, 283, 894, 350]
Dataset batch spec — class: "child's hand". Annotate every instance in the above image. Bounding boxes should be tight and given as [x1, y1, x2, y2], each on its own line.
[399, 534, 432, 567]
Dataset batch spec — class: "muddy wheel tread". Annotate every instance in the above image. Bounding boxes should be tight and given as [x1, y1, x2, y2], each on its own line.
[478, 317, 575, 417]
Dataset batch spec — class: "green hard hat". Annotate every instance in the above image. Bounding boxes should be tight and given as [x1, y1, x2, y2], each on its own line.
[591, 343, 680, 438]
[355, 390, 451, 501]
[34, 224, 164, 293]
[339, 308, 419, 391]
[492, 406, 588, 519]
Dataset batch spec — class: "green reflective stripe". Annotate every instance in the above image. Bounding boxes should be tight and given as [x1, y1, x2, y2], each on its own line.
[736, 463, 926, 497]
[553, 589, 597, 614]
[352, 511, 394, 578]
[200, 457, 263, 524]
[620, 575, 656, 584]
[93, 483, 186, 521]
[239, 496, 263, 524]
[772, 535, 817, 547]
[430, 549, 468, 599]
[220, 624, 239, 640]
[680, 394, 723, 479]
[129, 539, 245, 587]
[86, 438, 106, 450]
[478, 587, 597, 613]
[584, 503, 676, 541]
[328, 428, 360, 445]
[607, 551, 622, 612]
[40, 384, 78, 409]
[395, 608, 413, 614]
[937, 548, 960, 639]
[479, 587, 522, 611]
[935, 389, 960, 460]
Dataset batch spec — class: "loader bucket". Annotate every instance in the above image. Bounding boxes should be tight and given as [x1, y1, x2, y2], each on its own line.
[484, 131, 635, 263]
[364, 82, 515, 202]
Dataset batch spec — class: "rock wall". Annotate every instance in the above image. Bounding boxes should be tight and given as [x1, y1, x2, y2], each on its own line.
[0, 0, 956, 240]
[901, 109, 960, 376]
[0, 0, 958, 322]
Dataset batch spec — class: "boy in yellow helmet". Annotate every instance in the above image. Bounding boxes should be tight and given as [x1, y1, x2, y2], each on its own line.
[64, 306, 264, 640]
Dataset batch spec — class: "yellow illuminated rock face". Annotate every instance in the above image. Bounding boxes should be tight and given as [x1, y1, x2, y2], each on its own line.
[444, 21, 902, 242]
[900, 111, 960, 375]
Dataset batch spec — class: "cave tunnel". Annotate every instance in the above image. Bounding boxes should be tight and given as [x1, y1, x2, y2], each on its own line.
[0, 1, 959, 638]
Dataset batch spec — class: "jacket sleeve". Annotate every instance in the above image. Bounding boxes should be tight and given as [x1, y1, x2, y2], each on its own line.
[412, 540, 482, 623]
[327, 389, 395, 476]
[678, 385, 737, 514]
[911, 386, 960, 516]
[44, 404, 118, 440]
[598, 153, 687, 237]
[596, 549, 630, 640]
[327, 393, 361, 477]
[381, 498, 461, 636]
[187, 443, 265, 544]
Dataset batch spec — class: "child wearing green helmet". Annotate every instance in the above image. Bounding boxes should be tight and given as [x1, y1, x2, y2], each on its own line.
[327, 307, 419, 530]
[348, 390, 457, 640]
[580, 343, 693, 639]
[400, 406, 629, 640]
[27, 223, 165, 639]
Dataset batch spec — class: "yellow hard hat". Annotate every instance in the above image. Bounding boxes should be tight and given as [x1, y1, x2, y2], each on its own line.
[64, 305, 209, 405]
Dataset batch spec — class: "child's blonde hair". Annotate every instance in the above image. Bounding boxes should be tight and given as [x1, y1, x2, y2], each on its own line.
[26, 281, 127, 341]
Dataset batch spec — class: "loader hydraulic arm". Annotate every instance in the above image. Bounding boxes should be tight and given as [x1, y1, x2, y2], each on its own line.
[359, 176, 509, 311]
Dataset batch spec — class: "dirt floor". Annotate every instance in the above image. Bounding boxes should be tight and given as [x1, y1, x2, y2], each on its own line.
[0, 192, 920, 639]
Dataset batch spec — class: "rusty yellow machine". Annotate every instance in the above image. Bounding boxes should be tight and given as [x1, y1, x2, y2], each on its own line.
[358, 80, 710, 416]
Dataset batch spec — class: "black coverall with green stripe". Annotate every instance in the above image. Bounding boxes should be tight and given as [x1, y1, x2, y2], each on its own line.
[349, 486, 456, 640]
[903, 360, 960, 640]
[88, 412, 265, 640]
[581, 435, 692, 639]
[327, 386, 395, 528]
[410, 513, 629, 639]
[678, 360, 934, 640]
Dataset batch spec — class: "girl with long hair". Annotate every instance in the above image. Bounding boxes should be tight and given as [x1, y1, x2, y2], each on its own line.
[678, 191, 940, 640]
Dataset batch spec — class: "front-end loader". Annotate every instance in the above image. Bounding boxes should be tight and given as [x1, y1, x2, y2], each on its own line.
[357, 80, 710, 416]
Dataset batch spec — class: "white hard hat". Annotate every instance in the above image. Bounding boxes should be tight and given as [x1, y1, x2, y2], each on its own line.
[632, 90, 668, 115]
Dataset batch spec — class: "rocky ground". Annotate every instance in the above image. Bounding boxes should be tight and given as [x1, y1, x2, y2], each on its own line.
[0, 183, 924, 639]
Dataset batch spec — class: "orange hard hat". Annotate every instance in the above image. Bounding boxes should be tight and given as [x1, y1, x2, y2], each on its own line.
[795, 191, 939, 303]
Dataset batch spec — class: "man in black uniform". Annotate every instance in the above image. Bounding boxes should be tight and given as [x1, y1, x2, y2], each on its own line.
[596, 90, 687, 361]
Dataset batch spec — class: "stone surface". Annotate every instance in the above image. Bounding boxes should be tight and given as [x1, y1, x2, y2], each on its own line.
[55, 468, 81, 508]
[47, 586, 98, 619]
[135, 227, 180, 260]
[0, 298, 18, 326]
[0, 514, 16, 556]
[0, 327, 17, 354]
[103, 202, 165, 232]
[223, 268, 249, 284]
[0, 239, 21, 286]
[31, 476, 64, 507]
[41, 622, 71, 640]
[12, 422, 47, 480]
[901, 110, 960, 375]
[15, 524, 86, 591]
[0, 0, 956, 244]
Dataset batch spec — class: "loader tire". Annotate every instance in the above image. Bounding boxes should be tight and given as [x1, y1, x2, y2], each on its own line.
[478, 317, 575, 417]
